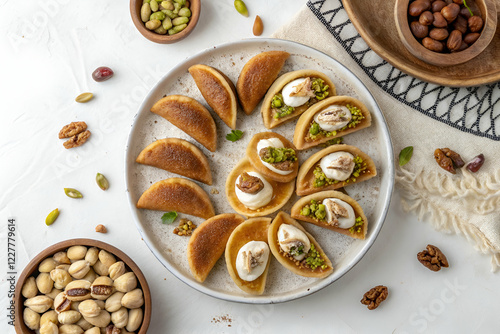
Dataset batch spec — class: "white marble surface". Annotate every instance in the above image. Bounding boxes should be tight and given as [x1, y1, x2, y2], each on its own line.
[0, 0, 499, 333]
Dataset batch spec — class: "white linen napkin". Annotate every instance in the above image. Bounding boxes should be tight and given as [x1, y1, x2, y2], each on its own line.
[272, 0, 500, 270]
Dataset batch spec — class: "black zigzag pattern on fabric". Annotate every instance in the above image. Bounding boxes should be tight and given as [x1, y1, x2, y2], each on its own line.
[307, 0, 499, 141]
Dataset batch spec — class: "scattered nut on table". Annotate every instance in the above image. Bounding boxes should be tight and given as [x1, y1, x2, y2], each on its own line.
[95, 224, 108, 233]
[22, 245, 146, 333]
[360, 285, 388, 310]
[417, 244, 449, 271]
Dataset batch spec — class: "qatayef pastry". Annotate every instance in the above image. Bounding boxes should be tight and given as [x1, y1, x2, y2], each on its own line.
[187, 213, 245, 283]
[261, 69, 336, 129]
[189, 64, 238, 129]
[291, 190, 368, 240]
[150, 95, 217, 152]
[246, 132, 298, 183]
[226, 158, 294, 217]
[236, 51, 290, 115]
[136, 178, 215, 219]
[293, 96, 372, 150]
[268, 212, 333, 278]
[296, 144, 377, 196]
[225, 217, 271, 295]
[136, 138, 212, 185]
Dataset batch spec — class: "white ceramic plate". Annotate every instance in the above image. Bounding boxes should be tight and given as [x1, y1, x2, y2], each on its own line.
[125, 38, 394, 303]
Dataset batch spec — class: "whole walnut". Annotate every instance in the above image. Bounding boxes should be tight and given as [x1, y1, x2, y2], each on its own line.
[447, 30, 463, 51]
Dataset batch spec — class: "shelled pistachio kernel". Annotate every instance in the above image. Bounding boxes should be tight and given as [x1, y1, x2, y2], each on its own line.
[96, 173, 109, 190]
[45, 208, 60, 226]
[143, 0, 191, 35]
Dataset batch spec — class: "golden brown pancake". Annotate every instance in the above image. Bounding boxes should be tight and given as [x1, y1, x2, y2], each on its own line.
[293, 96, 372, 150]
[261, 69, 336, 129]
[136, 178, 215, 219]
[268, 212, 333, 278]
[296, 144, 377, 196]
[136, 138, 212, 185]
[291, 190, 368, 239]
[187, 213, 245, 283]
[237, 51, 290, 115]
[189, 64, 238, 129]
[150, 95, 217, 152]
[246, 132, 298, 183]
[225, 158, 295, 217]
[225, 217, 271, 295]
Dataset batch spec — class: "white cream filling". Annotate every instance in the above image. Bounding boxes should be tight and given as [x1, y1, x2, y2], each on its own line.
[234, 172, 273, 210]
[323, 198, 356, 229]
[256, 138, 293, 176]
[235, 241, 270, 282]
[282, 78, 310, 107]
[313, 105, 352, 132]
[277, 224, 311, 261]
[319, 151, 355, 181]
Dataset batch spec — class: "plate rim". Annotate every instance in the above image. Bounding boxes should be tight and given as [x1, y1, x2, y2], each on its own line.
[124, 38, 395, 304]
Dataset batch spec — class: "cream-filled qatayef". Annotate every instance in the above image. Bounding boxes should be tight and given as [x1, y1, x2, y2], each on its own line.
[293, 96, 372, 150]
[188, 64, 238, 129]
[268, 212, 333, 278]
[136, 138, 212, 185]
[187, 213, 245, 283]
[296, 144, 377, 196]
[291, 190, 368, 240]
[150, 95, 217, 152]
[225, 217, 271, 295]
[246, 132, 299, 183]
[261, 69, 336, 129]
[136, 178, 215, 219]
[236, 51, 290, 115]
[226, 158, 294, 217]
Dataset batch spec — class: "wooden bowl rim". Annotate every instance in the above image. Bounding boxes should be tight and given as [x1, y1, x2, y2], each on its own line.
[14, 238, 151, 334]
[129, 0, 201, 44]
[395, 0, 497, 66]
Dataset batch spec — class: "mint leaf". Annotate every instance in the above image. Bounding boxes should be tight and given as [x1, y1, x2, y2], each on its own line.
[399, 146, 413, 166]
[226, 130, 243, 142]
[161, 211, 178, 224]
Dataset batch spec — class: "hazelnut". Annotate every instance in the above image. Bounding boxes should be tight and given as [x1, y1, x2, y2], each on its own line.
[24, 308, 41, 330]
[67, 246, 87, 261]
[39, 258, 57, 273]
[429, 28, 449, 41]
[432, 0, 446, 12]
[110, 307, 129, 328]
[84, 327, 100, 334]
[93, 260, 109, 276]
[58, 324, 84, 334]
[78, 300, 102, 318]
[99, 250, 117, 269]
[453, 15, 468, 34]
[105, 292, 125, 313]
[51, 268, 73, 290]
[409, 0, 431, 16]
[447, 30, 463, 51]
[69, 260, 91, 279]
[53, 251, 71, 265]
[36, 272, 54, 294]
[464, 32, 480, 45]
[411, 21, 429, 39]
[468, 16, 483, 32]
[419, 11, 434, 25]
[24, 295, 54, 313]
[84, 310, 111, 328]
[46, 288, 63, 300]
[40, 321, 58, 334]
[85, 247, 99, 266]
[40, 310, 59, 327]
[76, 318, 93, 331]
[22, 276, 38, 299]
[113, 272, 137, 293]
[58, 310, 82, 325]
[95, 224, 107, 233]
[108, 261, 126, 281]
[441, 3, 460, 23]
[121, 289, 144, 309]
[433, 12, 448, 28]
[126, 308, 143, 332]
[422, 37, 444, 52]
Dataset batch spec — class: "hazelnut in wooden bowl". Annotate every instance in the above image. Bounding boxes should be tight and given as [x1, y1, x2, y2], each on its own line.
[130, 0, 201, 44]
[14, 239, 151, 333]
[395, 0, 497, 66]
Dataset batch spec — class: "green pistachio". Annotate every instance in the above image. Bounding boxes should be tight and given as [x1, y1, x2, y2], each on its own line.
[155, 26, 167, 34]
[96, 173, 109, 191]
[174, 0, 186, 4]
[234, 0, 249, 17]
[162, 17, 173, 30]
[150, 11, 166, 21]
[178, 7, 191, 17]
[145, 19, 162, 30]
[45, 208, 60, 226]
[164, 9, 178, 19]
[150, 0, 159, 12]
[64, 188, 83, 199]
[172, 16, 189, 25]
[173, 2, 181, 13]
[161, 0, 174, 10]
[168, 23, 187, 34]
[141, 3, 152, 22]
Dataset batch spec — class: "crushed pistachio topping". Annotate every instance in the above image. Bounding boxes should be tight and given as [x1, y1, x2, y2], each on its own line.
[349, 216, 364, 234]
[289, 245, 304, 257]
[173, 218, 197, 236]
[310, 78, 330, 101]
[323, 137, 344, 146]
[305, 244, 327, 270]
[313, 155, 367, 188]
[306, 104, 365, 142]
[260, 147, 297, 164]
[300, 199, 326, 220]
[271, 93, 295, 119]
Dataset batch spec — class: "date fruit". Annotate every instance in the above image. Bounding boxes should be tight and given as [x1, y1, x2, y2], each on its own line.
[92, 67, 114, 82]
[434, 148, 455, 173]
[466, 154, 485, 172]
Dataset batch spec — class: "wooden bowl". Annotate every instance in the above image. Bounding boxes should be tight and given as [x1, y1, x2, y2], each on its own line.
[14, 239, 151, 333]
[395, 0, 498, 66]
[130, 0, 201, 44]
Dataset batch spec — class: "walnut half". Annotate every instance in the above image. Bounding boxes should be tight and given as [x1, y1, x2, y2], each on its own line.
[417, 244, 449, 271]
[360, 285, 388, 310]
